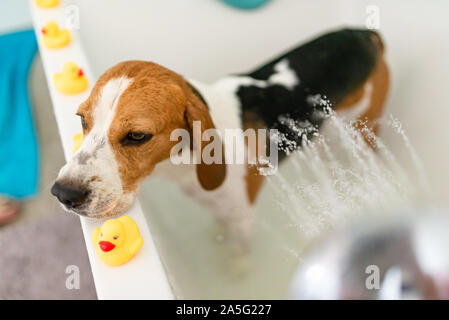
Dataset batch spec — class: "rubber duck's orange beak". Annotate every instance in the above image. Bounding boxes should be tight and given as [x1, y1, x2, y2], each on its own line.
[78, 69, 84, 77]
[41, 28, 47, 34]
[99, 241, 116, 252]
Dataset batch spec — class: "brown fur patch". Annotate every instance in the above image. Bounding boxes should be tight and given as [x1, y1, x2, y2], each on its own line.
[336, 56, 390, 145]
[184, 89, 227, 190]
[357, 56, 390, 137]
[89, 176, 101, 182]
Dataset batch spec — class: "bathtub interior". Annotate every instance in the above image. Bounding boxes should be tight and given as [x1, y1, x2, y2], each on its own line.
[139, 163, 307, 299]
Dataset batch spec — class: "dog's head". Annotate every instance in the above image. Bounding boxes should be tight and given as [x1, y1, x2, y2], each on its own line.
[51, 61, 226, 218]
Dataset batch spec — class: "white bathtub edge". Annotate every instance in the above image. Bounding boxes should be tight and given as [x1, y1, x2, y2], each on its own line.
[29, 0, 174, 300]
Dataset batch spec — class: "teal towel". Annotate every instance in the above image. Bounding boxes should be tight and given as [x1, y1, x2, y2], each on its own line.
[220, 0, 271, 10]
[0, 29, 38, 199]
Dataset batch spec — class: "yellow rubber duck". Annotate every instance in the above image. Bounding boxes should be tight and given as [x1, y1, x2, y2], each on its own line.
[72, 131, 84, 154]
[53, 62, 89, 95]
[35, 0, 59, 8]
[92, 216, 144, 266]
[41, 21, 71, 49]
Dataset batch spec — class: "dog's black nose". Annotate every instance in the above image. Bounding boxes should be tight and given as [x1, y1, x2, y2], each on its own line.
[51, 181, 89, 209]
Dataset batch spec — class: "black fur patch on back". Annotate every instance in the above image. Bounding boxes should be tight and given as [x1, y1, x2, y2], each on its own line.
[236, 28, 382, 158]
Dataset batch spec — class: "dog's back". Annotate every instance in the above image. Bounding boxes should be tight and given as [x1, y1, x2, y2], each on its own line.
[236, 28, 386, 156]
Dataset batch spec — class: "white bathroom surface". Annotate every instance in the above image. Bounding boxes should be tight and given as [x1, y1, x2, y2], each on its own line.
[29, 0, 173, 299]
[62, 0, 449, 298]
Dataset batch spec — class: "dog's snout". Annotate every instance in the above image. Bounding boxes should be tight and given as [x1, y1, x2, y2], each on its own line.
[51, 181, 89, 209]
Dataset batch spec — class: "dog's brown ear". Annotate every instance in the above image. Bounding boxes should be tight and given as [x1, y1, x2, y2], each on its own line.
[184, 85, 226, 190]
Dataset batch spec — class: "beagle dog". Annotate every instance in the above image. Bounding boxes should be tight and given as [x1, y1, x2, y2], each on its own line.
[51, 28, 389, 249]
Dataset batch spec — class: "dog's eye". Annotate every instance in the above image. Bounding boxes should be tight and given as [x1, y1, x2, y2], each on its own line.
[129, 132, 145, 140]
[121, 132, 153, 146]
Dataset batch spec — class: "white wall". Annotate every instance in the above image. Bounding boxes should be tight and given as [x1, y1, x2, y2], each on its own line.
[0, 0, 32, 33]
[73, 0, 354, 81]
